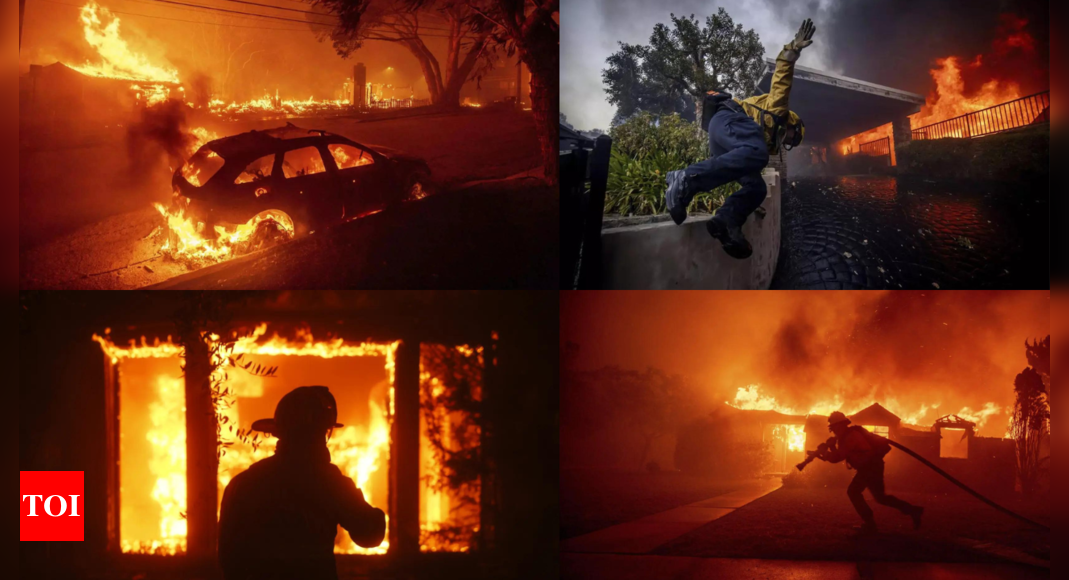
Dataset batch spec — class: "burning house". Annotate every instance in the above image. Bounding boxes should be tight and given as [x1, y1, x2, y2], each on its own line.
[711, 401, 1016, 495]
[19, 292, 557, 579]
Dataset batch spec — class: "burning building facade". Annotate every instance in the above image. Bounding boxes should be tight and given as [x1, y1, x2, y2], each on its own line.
[19, 292, 558, 579]
[705, 400, 1016, 495]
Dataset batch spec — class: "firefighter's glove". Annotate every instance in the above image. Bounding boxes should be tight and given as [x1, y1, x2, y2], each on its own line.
[780, 18, 816, 63]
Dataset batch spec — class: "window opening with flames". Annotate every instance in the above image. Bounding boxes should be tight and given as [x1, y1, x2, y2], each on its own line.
[95, 324, 484, 557]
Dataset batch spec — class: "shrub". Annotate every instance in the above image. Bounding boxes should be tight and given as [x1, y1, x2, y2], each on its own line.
[607, 112, 740, 216]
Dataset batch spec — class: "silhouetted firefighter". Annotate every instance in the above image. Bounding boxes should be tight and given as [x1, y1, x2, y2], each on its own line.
[219, 387, 386, 580]
[802, 412, 924, 534]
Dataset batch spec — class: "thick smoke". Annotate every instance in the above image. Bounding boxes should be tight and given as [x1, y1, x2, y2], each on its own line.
[816, 0, 1049, 95]
[124, 100, 199, 181]
[561, 291, 1050, 437]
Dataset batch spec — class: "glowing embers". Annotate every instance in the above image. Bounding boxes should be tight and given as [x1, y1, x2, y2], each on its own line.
[419, 345, 484, 552]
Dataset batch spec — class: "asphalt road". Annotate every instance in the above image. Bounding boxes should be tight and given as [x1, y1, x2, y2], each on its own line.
[771, 175, 1049, 290]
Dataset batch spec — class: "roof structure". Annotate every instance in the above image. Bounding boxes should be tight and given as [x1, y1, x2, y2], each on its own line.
[757, 59, 926, 144]
[849, 403, 903, 427]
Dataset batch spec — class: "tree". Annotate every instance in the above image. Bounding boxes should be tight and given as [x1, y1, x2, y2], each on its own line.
[313, 0, 498, 108]
[603, 9, 766, 125]
[1011, 366, 1048, 496]
[603, 43, 694, 124]
[1025, 336, 1050, 403]
[465, 0, 559, 185]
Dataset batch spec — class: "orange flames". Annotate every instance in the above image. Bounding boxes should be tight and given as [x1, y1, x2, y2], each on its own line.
[94, 325, 477, 555]
[70, 2, 179, 83]
[834, 122, 895, 165]
[910, 14, 1037, 130]
[727, 385, 1005, 432]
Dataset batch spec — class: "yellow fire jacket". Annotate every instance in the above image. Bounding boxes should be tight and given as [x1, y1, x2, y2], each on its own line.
[735, 53, 803, 156]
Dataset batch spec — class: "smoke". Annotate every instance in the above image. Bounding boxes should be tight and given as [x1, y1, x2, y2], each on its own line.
[124, 100, 198, 180]
[560, 291, 1050, 437]
[818, 0, 1049, 95]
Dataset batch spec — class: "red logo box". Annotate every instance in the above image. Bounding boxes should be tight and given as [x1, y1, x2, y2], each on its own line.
[20, 471, 84, 541]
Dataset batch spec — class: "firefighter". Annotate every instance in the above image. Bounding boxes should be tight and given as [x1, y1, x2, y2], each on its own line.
[664, 19, 814, 259]
[815, 411, 924, 534]
[219, 386, 386, 580]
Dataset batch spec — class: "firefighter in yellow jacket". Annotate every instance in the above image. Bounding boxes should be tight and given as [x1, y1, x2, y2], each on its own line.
[665, 19, 814, 259]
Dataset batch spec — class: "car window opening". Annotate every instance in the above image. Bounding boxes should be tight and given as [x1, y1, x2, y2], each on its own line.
[329, 144, 375, 170]
[236, 155, 275, 185]
[283, 147, 327, 179]
[181, 148, 225, 187]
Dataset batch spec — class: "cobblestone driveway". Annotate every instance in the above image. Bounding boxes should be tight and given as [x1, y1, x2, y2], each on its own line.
[771, 175, 1048, 289]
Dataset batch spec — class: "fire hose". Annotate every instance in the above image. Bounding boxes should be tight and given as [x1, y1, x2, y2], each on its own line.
[797, 438, 1049, 532]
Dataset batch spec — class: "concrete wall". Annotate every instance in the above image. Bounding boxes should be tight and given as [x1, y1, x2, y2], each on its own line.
[599, 169, 781, 289]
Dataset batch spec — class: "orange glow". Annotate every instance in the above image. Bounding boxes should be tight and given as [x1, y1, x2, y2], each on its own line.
[834, 122, 896, 166]
[727, 384, 993, 430]
[909, 56, 1023, 132]
[95, 326, 480, 555]
[910, 15, 1039, 132]
[70, 2, 179, 83]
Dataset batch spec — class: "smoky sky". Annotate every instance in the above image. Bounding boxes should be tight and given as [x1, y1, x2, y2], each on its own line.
[561, 291, 1050, 436]
[562, 0, 1049, 130]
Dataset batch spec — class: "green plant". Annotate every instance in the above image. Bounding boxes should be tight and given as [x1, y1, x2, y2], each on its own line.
[606, 112, 739, 216]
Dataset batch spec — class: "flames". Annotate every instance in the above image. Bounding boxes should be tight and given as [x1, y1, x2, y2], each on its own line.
[910, 14, 1038, 131]
[154, 203, 296, 266]
[727, 385, 1005, 433]
[71, 1, 180, 83]
[94, 325, 476, 555]
[909, 55, 1023, 131]
[835, 122, 895, 165]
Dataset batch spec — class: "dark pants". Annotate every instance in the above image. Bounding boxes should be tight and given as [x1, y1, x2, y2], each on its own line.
[683, 105, 770, 228]
[848, 460, 917, 524]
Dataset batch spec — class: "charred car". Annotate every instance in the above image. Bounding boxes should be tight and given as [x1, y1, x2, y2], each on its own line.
[172, 124, 432, 242]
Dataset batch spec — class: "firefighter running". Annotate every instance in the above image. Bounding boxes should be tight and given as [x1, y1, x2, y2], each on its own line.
[809, 411, 925, 535]
[665, 19, 813, 259]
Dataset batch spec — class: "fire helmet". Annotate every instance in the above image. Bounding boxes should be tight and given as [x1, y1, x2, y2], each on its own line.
[827, 411, 851, 429]
[252, 386, 344, 437]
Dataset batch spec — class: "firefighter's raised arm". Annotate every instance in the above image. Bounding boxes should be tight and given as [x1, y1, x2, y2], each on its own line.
[766, 18, 816, 118]
[332, 467, 387, 549]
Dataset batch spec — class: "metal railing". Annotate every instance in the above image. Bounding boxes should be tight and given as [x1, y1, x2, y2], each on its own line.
[911, 91, 1050, 140]
[859, 136, 890, 157]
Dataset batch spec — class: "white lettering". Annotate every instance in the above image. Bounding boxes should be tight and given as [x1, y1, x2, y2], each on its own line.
[23, 494, 43, 516]
[69, 495, 81, 517]
[44, 495, 68, 517]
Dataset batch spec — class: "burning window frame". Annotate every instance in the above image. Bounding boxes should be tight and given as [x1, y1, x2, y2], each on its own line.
[95, 322, 497, 564]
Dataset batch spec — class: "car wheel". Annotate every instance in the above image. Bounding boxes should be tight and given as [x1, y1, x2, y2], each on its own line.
[234, 210, 296, 254]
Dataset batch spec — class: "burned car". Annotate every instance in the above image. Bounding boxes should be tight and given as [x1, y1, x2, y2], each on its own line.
[172, 124, 432, 242]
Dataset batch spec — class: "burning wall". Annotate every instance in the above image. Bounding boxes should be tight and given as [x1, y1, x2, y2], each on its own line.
[95, 324, 482, 556]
